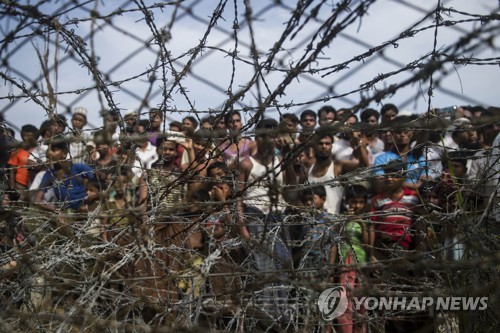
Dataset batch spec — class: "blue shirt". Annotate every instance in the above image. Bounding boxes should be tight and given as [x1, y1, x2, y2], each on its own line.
[40, 163, 95, 210]
[374, 150, 426, 184]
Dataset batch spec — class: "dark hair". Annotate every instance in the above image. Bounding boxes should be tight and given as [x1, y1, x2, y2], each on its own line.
[281, 113, 299, 124]
[224, 110, 241, 125]
[314, 128, 335, 143]
[21, 124, 39, 134]
[300, 109, 316, 121]
[170, 121, 182, 130]
[308, 185, 327, 199]
[48, 135, 69, 152]
[149, 108, 163, 119]
[39, 120, 52, 137]
[183, 116, 199, 129]
[317, 105, 337, 119]
[471, 105, 486, 117]
[390, 115, 414, 131]
[255, 118, 278, 136]
[382, 160, 407, 175]
[187, 189, 211, 204]
[104, 110, 121, 122]
[344, 185, 368, 200]
[192, 128, 212, 145]
[360, 109, 380, 123]
[442, 150, 468, 169]
[207, 161, 230, 177]
[380, 103, 399, 116]
[201, 115, 216, 126]
[137, 119, 150, 131]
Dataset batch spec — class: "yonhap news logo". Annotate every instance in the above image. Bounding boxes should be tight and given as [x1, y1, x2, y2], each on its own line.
[318, 288, 488, 320]
[317, 286, 348, 320]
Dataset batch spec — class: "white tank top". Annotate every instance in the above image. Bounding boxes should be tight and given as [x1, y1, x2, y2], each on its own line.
[308, 161, 344, 214]
[244, 156, 285, 214]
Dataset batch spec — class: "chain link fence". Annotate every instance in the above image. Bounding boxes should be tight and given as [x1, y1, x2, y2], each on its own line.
[0, 1, 499, 332]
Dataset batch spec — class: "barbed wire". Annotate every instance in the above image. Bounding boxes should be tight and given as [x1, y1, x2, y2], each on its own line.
[0, 1, 499, 332]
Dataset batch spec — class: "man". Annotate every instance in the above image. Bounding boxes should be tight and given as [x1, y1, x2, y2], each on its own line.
[237, 118, 295, 319]
[317, 105, 336, 127]
[380, 103, 399, 123]
[304, 130, 370, 214]
[299, 109, 317, 132]
[34, 136, 95, 212]
[373, 116, 426, 188]
[148, 108, 163, 146]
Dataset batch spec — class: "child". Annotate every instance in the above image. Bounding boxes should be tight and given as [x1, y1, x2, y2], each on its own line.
[300, 185, 337, 276]
[8, 125, 39, 203]
[369, 161, 423, 260]
[67, 107, 90, 163]
[331, 185, 369, 333]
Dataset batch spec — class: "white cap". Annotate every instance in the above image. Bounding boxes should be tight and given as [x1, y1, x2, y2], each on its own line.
[73, 107, 88, 119]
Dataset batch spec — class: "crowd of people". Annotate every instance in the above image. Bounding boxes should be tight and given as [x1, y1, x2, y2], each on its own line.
[0, 103, 498, 332]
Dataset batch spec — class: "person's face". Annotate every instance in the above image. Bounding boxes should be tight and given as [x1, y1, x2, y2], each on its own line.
[72, 114, 87, 130]
[380, 129, 393, 145]
[382, 109, 397, 122]
[314, 136, 333, 158]
[385, 173, 405, 192]
[21, 131, 37, 144]
[105, 115, 118, 133]
[298, 150, 312, 166]
[149, 113, 162, 129]
[201, 121, 212, 130]
[125, 116, 137, 128]
[444, 161, 466, 179]
[347, 197, 366, 215]
[96, 144, 110, 156]
[319, 111, 335, 127]
[208, 167, 229, 188]
[455, 125, 477, 146]
[208, 167, 227, 180]
[303, 194, 314, 207]
[227, 115, 243, 131]
[135, 125, 147, 134]
[49, 122, 61, 136]
[169, 125, 182, 132]
[392, 129, 413, 146]
[47, 145, 67, 162]
[193, 140, 208, 155]
[113, 175, 129, 193]
[283, 119, 297, 132]
[216, 119, 226, 130]
[182, 119, 195, 132]
[159, 140, 177, 162]
[463, 110, 473, 120]
[312, 194, 325, 209]
[301, 116, 316, 130]
[345, 115, 357, 127]
[86, 186, 99, 202]
[255, 131, 277, 154]
[366, 116, 378, 126]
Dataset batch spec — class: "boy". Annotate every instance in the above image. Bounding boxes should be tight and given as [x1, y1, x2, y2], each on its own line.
[67, 107, 90, 163]
[33, 136, 95, 213]
[369, 161, 423, 259]
[300, 185, 337, 274]
[331, 185, 369, 333]
[8, 124, 39, 203]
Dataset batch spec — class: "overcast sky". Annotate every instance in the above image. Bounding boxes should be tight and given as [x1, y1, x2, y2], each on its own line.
[0, 0, 498, 135]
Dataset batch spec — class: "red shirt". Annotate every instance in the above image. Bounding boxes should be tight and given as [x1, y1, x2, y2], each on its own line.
[8, 148, 31, 186]
[370, 188, 419, 249]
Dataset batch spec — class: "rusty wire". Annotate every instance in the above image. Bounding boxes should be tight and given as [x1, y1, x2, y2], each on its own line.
[0, 0, 499, 332]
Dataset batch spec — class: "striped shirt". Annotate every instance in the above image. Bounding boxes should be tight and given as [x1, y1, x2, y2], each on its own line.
[370, 188, 419, 249]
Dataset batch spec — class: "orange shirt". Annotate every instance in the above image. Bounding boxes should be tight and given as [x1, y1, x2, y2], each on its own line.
[8, 148, 31, 186]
